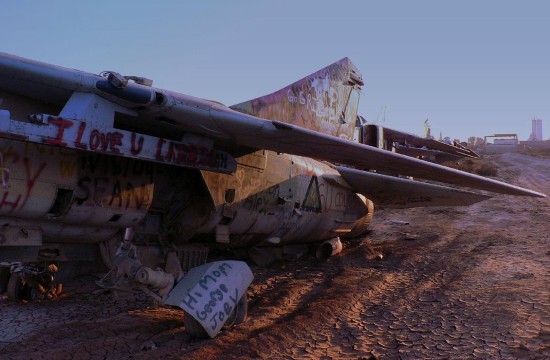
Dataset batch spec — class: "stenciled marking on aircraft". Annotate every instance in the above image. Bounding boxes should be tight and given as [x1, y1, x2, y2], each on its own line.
[318, 181, 360, 211]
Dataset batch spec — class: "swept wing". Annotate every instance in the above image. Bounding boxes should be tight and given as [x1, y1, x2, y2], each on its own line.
[334, 166, 490, 208]
[0, 53, 545, 200]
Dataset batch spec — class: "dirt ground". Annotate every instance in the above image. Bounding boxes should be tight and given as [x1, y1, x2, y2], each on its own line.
[1, 153, 549, 360]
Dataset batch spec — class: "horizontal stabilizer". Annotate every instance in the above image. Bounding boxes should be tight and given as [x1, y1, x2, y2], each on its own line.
[393, 144, 452, 158]
[382, 127, 479, 159]
[336, 166, 491, 208]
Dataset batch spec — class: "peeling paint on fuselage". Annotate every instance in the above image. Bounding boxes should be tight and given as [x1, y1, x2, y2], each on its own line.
[0, 56, 372, 251]
[200, 151, 370, 248]
[231, 58, 362, 141]
[0, 139, 155, 243]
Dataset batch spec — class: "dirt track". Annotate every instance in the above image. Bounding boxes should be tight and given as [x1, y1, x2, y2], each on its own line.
[1, 153, 549, 359]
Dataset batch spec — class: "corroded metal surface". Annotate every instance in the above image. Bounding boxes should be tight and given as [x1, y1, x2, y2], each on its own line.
[200, 151, 371, 247]
[0, 140, 154, 242]
[231, 58, 363, 141]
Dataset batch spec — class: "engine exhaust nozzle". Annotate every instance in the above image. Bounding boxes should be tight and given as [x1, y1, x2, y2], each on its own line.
[316, 237, 343, 260]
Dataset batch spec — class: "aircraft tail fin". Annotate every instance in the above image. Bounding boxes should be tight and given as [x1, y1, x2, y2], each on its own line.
[230, 58, 363, 141]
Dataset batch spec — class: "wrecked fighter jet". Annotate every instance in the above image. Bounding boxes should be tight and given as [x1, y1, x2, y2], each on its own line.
[0, 53, 545, 338]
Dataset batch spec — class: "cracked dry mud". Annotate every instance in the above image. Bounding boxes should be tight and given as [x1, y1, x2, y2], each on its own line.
[1, 153, 549, 359]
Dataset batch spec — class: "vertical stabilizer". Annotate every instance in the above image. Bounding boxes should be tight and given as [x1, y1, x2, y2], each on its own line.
[230, 58, 363, 140]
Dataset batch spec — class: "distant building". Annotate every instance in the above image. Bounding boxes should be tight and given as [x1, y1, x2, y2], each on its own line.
[483, 134, 518, 154]
[529, 118, 543, 141]
[494, 138, 518, 145]
[484, 134, 519, 145]
[520, 119, 550, 150]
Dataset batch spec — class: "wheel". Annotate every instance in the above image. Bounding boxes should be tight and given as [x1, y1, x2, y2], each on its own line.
[184, 311, 209, 339]
[7, 273, 32, 302]
[184, 293, 248, 339]
[0, 267, 10, 293]
[224, 292, 248, 327]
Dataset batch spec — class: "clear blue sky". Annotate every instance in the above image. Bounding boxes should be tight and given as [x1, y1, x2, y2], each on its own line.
[1, 0, 549, 141]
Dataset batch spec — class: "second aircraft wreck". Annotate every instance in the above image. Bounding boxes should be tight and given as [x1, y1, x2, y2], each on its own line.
[0, 53, 545, 338]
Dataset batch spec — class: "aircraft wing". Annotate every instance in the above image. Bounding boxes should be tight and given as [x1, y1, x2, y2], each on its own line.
[0, 53, 545, 199]
[200, 108, 544, 198]
[334, 166, 490, 208]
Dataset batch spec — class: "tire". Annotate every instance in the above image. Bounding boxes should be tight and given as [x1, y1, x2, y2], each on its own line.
[0, 267, 10, 293]
[184, 293, 248, 339]
[7, 273, 32, 302]
[184, 311, 209, 339]
[225, 292, 248, 327]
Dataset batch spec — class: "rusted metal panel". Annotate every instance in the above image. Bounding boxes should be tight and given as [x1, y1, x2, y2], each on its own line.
[0, 226, 42, 246]
[0, 216, 120, 244]
[236, 150, 267, 170]
[199, 151, 371, 248]
[201, 150, 286, 207]
[0, 137, 155, 240]
[231, 58, 363, 142]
